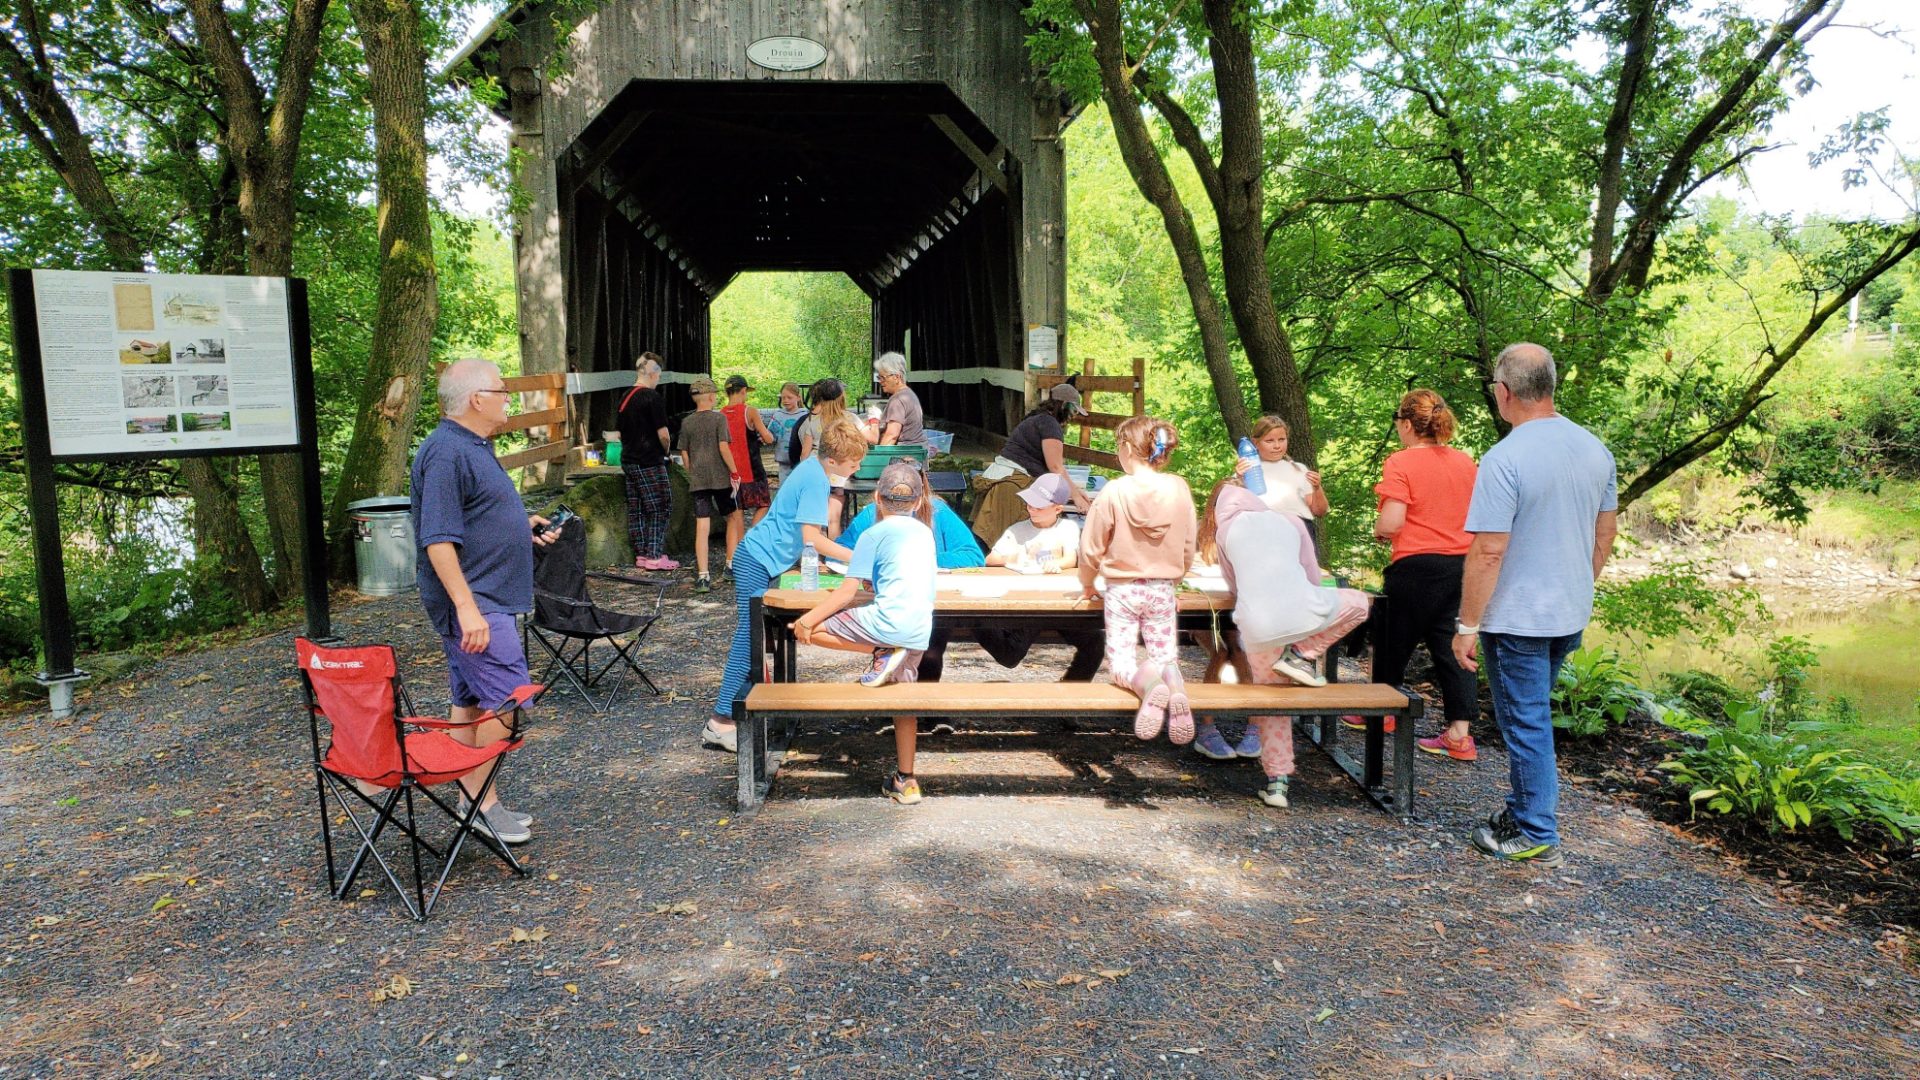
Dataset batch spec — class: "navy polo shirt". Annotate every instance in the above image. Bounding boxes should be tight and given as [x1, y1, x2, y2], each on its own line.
[411, 419, 534, 636]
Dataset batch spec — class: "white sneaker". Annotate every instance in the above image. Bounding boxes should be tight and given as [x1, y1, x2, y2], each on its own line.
[1273, 647, 1326, 687]
[701, 718, 739, 752]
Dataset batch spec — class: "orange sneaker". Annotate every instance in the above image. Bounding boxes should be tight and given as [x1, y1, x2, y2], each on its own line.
[1339, 715, 1396, 734]
[1417, 732, 1477, 761]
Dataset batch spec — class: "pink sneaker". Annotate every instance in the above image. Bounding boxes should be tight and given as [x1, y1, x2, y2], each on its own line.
[1417, 732, 1477, 761]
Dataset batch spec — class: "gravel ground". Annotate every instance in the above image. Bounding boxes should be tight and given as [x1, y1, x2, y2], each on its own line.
[3, 579, 1918, 1079]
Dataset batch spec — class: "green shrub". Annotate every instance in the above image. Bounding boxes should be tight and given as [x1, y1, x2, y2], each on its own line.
[1753, 634, 1821, 722]
[1593, 560, 1763, 648]
[1660, 703, 1920, 841]
[0, 536, 245, 667]
[1551, 646, 1647, 737]
[1659, 668, 1747, 721]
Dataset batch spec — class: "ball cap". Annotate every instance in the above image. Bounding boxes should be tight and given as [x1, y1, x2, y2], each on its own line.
[724, 374, 752, 393]
[875, 460, 926, 509]
[689, 376, 718, 396]
[1046, 382, 1089, 416]
[1018, 472, 1074, 508]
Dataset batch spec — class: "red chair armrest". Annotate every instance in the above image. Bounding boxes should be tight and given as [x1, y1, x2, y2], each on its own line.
[476, 683, 544, 722]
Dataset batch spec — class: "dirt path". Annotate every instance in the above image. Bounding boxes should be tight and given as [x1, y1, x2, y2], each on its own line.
[2, 587, 1916, 1078]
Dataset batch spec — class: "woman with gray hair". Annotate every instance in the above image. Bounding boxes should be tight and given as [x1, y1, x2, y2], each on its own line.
[870, 350, 927, 448]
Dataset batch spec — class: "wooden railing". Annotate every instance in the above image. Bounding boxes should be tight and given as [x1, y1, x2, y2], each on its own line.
[1037, 356, 1146, 470]
[493, 372, 568, 471]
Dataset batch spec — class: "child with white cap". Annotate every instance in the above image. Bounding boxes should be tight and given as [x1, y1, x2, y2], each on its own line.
[985, 473, 1081, 573]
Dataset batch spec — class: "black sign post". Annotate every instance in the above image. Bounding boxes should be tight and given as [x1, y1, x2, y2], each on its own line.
[7, 269, 331, 719]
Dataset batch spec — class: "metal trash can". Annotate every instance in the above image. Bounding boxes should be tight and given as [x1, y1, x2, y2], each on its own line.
[348, 496, 416, 596]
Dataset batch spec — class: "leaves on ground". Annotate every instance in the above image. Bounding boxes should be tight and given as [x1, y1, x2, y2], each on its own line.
[371, 974, 415, 1002]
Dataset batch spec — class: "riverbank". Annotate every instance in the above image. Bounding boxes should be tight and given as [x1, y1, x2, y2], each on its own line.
[1618, 477, 1920, 604]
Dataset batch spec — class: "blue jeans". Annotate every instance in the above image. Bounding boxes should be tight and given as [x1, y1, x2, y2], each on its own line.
[712, 551, 775, 722]
[1481, 630, 1582, 847]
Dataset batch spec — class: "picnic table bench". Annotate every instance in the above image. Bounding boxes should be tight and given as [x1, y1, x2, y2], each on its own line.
[733, 680, 1421, 815]
[732, 570, 1424, 817]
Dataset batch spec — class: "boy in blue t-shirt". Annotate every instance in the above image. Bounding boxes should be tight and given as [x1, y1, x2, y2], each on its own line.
[791, 461, 939, 804]
[704, 420, 867, 754]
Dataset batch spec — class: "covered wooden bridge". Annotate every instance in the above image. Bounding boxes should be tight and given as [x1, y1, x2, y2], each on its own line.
[450, 0, 1070, 473]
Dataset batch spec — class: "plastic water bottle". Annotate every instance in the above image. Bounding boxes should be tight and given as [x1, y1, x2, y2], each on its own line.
[800, 543, 820, 590]
[1236, 437, 1267, 496]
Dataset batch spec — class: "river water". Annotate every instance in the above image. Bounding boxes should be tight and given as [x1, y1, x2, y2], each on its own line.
[1597, 590, 1920, 760]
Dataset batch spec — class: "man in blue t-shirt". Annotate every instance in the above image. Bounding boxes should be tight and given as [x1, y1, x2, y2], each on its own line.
[411, 359, 557, 845]
[1451, 343, 1618, 867]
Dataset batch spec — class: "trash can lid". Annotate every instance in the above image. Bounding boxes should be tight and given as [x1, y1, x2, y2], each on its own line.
[347, 495, 411, 513]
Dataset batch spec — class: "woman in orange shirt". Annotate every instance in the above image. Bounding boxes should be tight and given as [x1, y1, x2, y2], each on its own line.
[1372, 389, 1481, 761]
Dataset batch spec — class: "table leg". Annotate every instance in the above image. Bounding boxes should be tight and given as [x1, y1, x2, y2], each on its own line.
[1394, 691, 1421, 821]
[734, 696, 763, 811]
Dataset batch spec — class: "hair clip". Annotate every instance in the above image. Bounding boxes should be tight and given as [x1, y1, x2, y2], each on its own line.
[1150, 427, 1169, 461]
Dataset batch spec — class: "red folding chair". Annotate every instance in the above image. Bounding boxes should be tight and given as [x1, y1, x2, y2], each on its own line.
[297, 637, 541, 920]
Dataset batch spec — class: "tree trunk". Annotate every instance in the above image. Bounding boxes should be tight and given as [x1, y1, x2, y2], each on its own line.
[178, 458, 274, 611]
[1075, 0, 1251, 441]
[327, 0, 439, 580]
[184, 0, 331, 600]
[1199, 0, 1315, 461]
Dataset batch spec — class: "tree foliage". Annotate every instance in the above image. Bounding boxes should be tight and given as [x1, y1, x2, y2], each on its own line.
[1026, 0, 1920, 528]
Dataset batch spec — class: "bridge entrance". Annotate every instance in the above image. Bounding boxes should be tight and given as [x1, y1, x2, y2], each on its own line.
[451, 1, 1066, 467]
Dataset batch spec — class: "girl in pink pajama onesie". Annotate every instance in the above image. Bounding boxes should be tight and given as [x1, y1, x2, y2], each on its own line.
[1211, 482, 1372, 808]
[1078, 416, 1199, 744]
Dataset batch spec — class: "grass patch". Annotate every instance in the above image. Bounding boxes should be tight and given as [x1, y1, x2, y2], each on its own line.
[1799, 478, 1920, 571]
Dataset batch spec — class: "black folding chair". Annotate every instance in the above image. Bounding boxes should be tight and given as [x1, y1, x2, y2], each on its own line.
[523, 513, 666, 712]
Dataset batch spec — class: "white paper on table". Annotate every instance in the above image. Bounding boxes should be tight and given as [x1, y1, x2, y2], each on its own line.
[823, 559, 849, 575]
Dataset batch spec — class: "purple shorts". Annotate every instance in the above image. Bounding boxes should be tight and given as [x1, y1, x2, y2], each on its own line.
[437, 611, 531, 710]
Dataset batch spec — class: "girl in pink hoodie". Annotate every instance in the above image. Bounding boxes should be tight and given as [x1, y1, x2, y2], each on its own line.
[1078, 416, 1199, 743]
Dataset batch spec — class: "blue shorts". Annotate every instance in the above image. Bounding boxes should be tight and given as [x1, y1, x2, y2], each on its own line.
[437, 611, 530, 709]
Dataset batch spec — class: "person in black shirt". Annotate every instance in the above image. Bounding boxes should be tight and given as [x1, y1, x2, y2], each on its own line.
[972, 383, 1094, 547]
[617, 352, 677, 569]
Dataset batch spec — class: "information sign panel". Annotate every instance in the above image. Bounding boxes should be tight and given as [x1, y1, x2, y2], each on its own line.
[29, 270, 300, 459]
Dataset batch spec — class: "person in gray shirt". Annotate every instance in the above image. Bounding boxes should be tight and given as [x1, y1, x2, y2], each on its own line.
[1451, 343, 1619, 868]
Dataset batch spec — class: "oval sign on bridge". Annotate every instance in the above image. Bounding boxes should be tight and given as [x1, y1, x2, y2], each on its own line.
[747, 36, 827, 72]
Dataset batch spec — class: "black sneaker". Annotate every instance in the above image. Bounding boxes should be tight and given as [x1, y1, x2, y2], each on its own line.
[1470, 817, 1565, 867]
[693, 576, 713, 594]
[1485, 807, 1518, 838]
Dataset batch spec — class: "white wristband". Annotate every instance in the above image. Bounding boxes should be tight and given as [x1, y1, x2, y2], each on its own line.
[1456, 621, 1480, 635]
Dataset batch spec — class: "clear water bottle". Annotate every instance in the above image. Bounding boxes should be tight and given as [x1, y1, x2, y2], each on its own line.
[800, 543, 820, 590]
[1236, 436, 1267, 496]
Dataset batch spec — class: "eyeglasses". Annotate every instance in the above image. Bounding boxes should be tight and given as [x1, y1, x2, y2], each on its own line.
[473, 388, 512, 396]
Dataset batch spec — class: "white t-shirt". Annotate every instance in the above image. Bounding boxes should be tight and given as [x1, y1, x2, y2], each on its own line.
[989, 516, 1081, 564]
[1257, 459, 1317, 519]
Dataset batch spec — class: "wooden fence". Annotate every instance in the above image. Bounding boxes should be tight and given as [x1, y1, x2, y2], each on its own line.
[1036, 356, 1146, 471]
[493, 372, 569, 472]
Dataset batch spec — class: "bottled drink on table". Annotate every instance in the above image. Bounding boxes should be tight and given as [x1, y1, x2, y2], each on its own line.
[800, 543, 820, 590]
[1236, 436, 1266, 496]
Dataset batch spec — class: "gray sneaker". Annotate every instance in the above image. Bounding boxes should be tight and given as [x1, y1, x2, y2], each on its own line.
[470, 802, 531, 845]
[459, 796, 532, 830]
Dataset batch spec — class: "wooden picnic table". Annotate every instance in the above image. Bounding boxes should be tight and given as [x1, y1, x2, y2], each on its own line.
[758, 568, 1232, 682]
[739, 569, 1417, 817]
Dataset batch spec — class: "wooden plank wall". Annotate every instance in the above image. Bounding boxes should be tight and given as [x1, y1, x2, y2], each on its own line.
[515, 1, 1039, 170]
